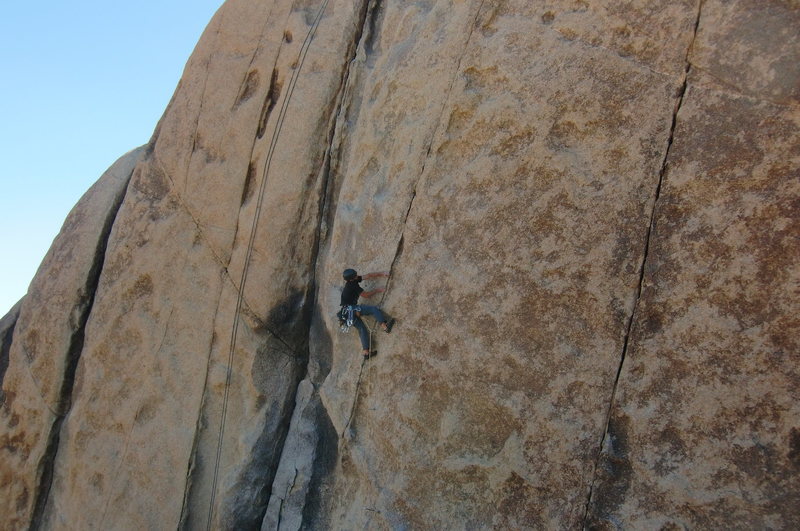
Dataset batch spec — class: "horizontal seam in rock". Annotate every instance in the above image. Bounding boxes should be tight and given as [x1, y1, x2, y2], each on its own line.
[153, 157, 298, 356]
[688, 64, 800, 109]
[196, 223, 237, 233]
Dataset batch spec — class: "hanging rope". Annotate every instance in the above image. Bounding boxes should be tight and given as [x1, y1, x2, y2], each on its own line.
[206, 1, 330, 529]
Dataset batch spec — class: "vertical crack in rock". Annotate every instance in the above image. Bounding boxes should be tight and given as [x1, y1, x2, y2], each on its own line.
[362, 0, 383, 57]
[341, 356, 370, 439]
[182, 1, 380, 528]
[335, 1, 493, 519]
[262, 0, 378, 526]
[256, 69, 284, 140]
[337, 3, 491, 496]
[581, 2, 704, 528]
[296, 0, 376, 431]
[178, 281, 225, 530]
[186, 15, 225, 196]
[28, 168, 136, 531]
[315, 0, 381, 249]
[275, 468, 299, 530]
[321, 0, 394, 441]
[381, 0, 487, 300]
[229, 6, 296, 258]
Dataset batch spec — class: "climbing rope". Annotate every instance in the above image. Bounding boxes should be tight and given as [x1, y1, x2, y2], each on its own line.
[206, 1, 330, 529]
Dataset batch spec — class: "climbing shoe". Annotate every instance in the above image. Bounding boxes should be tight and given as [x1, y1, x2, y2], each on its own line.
[382, 319, 395, 334]
[363, 350, 377, 360]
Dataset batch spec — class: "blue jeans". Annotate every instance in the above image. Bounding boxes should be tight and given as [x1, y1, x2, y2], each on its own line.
[352, 305, 386, 350]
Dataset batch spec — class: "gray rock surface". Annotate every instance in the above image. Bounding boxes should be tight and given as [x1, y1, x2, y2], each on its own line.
[261, 379, 322, 531]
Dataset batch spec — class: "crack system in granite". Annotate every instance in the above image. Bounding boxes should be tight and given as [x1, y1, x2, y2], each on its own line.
[580, 1, 704, 528]
[29, 168, 136, 531]
[265, 0, 379, 526]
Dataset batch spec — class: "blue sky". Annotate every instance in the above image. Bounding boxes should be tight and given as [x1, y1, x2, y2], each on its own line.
[0, 1, 224, 315]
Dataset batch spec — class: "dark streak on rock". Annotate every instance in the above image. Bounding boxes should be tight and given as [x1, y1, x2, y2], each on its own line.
[788, 427, 800, 468]
[241, 160, 257, 208]
[221, 308, 306, 530]
[363, 0, 384, 57]
[261, 0, 376, 524]
[300, 403, 339, 527]
[585, 414, 633, 529]
[256, 69, 282, 139]
[264, 290, 309, 356]
[234, 69, 261, 109]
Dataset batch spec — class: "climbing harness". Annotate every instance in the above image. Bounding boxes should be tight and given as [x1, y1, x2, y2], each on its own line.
[205, 1, 331, 529]
[337, 304, 361, 332]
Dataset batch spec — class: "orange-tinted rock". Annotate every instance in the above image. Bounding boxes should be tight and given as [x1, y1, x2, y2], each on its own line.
[0, 147, 142, 528]
[1, 0, 797, 529]
[307, 0, 701, 528]
[38, 2, 371, 529]
[587, 1, 800, 528]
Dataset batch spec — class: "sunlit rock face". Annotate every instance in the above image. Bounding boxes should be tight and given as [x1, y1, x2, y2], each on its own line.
[1, 0, 797, 529]
[0, 147, 143, 529]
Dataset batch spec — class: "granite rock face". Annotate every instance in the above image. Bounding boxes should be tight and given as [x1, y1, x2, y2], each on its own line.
[0, 147, 142, 529]
[1, 0, 798, 529]
[586, 2, 800, 528]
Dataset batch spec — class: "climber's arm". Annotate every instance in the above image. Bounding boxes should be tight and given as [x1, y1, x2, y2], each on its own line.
[361, 271, 389, 280]
[360, 288, 385, 299]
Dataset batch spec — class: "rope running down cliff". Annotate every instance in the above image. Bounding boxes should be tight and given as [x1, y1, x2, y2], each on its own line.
[205, 2, 331, 529]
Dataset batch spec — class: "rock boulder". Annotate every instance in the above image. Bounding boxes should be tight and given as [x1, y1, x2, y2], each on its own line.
[1, 0, 797, 529]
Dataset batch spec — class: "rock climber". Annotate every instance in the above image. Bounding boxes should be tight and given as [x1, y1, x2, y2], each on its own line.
[338, 268, 394, 359]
